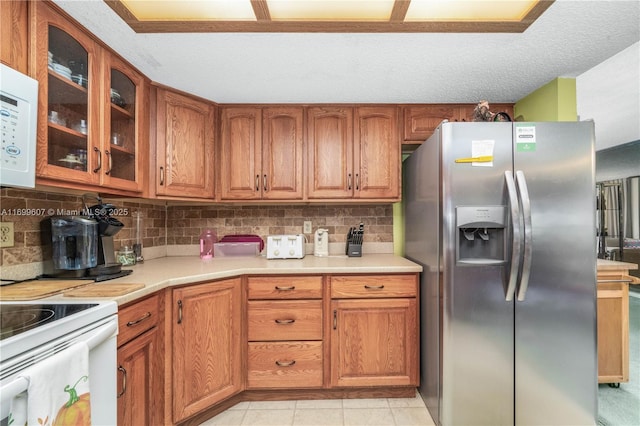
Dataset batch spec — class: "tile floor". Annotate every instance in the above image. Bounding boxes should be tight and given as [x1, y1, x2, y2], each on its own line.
[199, 392, 436, 426]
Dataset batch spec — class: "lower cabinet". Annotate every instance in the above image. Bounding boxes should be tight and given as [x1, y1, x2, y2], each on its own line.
[116, 293, 163, 426]
[171, 278, 243, 423]
[330, 275, 419, 387]
[597, 270, 639, 384]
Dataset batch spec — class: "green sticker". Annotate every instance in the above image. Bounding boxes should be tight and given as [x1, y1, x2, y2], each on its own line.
[515, 124, 536, 152]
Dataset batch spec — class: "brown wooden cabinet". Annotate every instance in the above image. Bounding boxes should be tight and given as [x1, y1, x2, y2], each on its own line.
[1, 0, 28, 73]
[597, 264, 640, 384]
[246, 276, 324, 389]
[402, 104, 515, 145]
[171, 278, 243, 423]
[220, 106, 303, 200]
[31, 1, 146, 194]
[330, 274, 419, 387]
[117, 293, 164, 426]
[307, 106, 400, 201]
[155, 88, 215, 199]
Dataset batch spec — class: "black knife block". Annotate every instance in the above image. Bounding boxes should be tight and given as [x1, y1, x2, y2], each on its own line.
[346, 242, 362, 257]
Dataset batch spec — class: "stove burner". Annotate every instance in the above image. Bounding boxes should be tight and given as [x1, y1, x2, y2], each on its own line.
[0, 308, 55, 339]
[0, 303, 98, 340]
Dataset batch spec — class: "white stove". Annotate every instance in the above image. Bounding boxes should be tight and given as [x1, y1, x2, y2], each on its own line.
[0, 301, 118, 423]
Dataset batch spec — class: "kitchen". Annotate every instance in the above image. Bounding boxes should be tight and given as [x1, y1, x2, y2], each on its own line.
[1, 1, 639, 425]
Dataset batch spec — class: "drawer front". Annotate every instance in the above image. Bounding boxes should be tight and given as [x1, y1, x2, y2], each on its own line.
[248, 341, 323, 388]
[118, 294, 160, 346]
[331, 275, 417, 299]
[248, 300, 322, 341]
[248, 276, 323, 300]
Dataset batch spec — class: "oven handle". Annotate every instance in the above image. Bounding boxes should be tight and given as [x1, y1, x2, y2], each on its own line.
[0, 321, 117, 403]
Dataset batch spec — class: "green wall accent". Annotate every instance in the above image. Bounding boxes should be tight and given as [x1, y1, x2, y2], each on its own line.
[514, 78, 577, 122]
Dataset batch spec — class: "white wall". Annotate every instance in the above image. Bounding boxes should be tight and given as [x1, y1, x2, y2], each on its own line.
[577, 42, 640, 151]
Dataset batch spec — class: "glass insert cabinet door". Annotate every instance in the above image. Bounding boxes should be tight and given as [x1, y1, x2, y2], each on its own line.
[36, 18, 100, 185]
[103, 59, 143, 191]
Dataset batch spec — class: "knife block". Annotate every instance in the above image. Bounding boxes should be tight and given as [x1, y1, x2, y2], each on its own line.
[346, 241, 362, 257]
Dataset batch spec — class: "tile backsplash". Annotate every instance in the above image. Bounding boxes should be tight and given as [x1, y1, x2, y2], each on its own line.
[1, 188, 394, 272]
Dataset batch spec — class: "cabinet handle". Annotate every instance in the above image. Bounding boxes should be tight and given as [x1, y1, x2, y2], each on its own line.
[275, 285, 295, 291]
[356, 173, 360, 191]
[117, 365, 127, 398]
[275, 360, 296, 367]
[105, 150, 112, 175]
[364, 284, 385, 290]
[159, 166, 165, 186]
[256, 174, 260, 191]
[93, 147, 102, 173]
[347, 173, 352, 190]
[274, 318, 295, 324]
[177, 300, 183, 324]
[126, 312, 151, 327]
[263, 174, 268, 192]
[333, 310, 337, 330]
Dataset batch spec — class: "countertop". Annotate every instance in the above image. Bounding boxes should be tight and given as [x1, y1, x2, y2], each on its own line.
[597, 259, 639, 271]
[47, 254, 422, 306]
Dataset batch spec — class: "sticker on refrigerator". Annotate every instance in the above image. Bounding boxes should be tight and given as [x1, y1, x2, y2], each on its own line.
[516, 124, 536, 152]
[471, 140, 494, 167]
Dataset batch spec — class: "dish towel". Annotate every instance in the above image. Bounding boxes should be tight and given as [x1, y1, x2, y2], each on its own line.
[10, 341, 92, 426]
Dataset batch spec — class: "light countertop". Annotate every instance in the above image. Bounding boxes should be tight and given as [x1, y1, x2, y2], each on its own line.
[597, 259, 639, 271]
[48, 254, 422, 305]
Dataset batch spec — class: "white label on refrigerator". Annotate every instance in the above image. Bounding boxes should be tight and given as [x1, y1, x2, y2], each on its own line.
[516, 124, 536, 152]
[472, 140, 494, 167]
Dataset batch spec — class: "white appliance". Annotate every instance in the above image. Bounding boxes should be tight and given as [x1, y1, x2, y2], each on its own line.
[0, 301, 118, 424]
[404, 121, 597, 425]
[313, 228, 329, 257]
[0, 64, 38, 188]
[266, 234, 306, 259]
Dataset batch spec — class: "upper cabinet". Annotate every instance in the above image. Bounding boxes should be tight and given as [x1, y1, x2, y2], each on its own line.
[307, 106, 400, 201]
[155, 88, 215, 199]
[220, 106, 303, 201]
[403, 104, 515, 144]
[1, 0, 29, 73]
[31, 1, 146, 194]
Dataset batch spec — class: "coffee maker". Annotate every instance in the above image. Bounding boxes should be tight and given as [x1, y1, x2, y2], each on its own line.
[44, 196, 132, 281]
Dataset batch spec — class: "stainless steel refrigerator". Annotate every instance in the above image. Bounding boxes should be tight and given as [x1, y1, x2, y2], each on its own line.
[403, 121, 597, 425]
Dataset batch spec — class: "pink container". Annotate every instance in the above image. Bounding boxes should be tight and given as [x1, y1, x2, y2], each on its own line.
[199, 229, 217, 260]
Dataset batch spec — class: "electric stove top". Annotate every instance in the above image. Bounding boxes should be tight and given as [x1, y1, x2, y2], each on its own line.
[0, 301, 117, 361]
[0, 303, 98, 340]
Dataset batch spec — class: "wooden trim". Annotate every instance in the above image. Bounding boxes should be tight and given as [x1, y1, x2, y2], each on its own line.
[250, 0, 271, 21]
[390, 0, 410, 23]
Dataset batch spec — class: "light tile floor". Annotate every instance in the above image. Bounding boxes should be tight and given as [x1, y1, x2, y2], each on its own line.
[199, 392, 436, 426]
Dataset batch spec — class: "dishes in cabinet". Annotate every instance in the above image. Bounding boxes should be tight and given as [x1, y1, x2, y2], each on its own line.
[71, 74, 88, 88]
[51, 63, 72, 80]
[110, 89, 126, 108]
[58, 153, 83, 169]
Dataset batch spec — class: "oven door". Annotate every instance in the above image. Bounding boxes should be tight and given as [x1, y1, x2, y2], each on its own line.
[0, 316, 118, 424]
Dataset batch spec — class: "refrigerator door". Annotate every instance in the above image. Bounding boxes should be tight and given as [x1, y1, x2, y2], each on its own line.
[440, 122, 515, 425]
[513, 122, 597, 425]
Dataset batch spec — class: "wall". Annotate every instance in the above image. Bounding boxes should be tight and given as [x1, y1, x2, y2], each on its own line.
[596, 140, 640, 182]
[577, 42, 640, 151]
[0, 188, 394, 280]
[513, 77, 577, 122]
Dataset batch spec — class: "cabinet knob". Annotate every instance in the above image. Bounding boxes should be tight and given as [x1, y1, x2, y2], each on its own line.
[274, 318, 295, 324]
[275, 360, 296, 367]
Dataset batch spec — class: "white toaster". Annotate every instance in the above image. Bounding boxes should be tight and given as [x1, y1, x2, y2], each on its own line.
[266, 234, 306, 259]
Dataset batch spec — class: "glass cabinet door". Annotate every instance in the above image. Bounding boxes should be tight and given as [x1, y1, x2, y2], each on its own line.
[34, 1, 99, 185]
[47, 26, 90, 172]
[103, 57, 143, 192]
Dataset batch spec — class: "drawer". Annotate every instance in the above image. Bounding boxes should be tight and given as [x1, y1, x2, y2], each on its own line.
[247, 341, 323, 388]
[248, 276, 322, 300]
[118, 294, 160, 346]
[331, 275, 417, 299]
[248, 300, 322, 341]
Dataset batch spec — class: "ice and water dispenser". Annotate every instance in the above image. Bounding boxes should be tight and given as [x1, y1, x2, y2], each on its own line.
[456, 206, 507, 265]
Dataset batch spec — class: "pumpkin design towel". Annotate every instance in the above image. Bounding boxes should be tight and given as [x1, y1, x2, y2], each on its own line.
[9, 341, 91, 426]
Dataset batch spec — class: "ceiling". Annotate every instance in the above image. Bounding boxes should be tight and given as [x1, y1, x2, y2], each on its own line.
[53, 0, 640, 105]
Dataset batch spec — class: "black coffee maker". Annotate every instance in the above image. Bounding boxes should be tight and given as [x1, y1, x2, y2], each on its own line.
[43, 196, 132, 281]
[83, 196, 132, 280]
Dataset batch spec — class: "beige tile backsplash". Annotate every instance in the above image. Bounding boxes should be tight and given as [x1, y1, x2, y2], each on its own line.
[1, 188, 394, 270]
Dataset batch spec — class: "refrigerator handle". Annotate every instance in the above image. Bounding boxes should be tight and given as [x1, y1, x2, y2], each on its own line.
[515, 170, 533, 301]
[504, 171, 521, 302]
